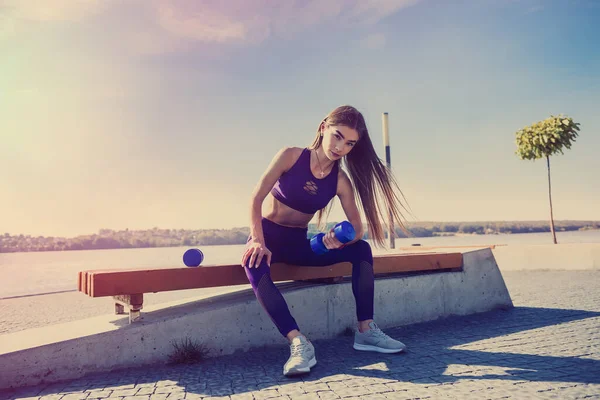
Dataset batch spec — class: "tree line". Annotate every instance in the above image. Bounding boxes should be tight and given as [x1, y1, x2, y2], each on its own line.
[1, 220, 598, 253]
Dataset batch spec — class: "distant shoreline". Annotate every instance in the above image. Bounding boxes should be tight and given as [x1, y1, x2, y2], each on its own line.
[1, 221, 599, 254]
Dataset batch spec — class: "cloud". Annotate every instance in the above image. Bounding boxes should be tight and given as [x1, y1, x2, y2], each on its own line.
[1, 0, 107, 22]
[359, 32, 387, 49]
[149, 0, 421, 46]
[154, 1, 269, 45]
[0, 0, 111, 40]
[0, 0, 422, 52]
[346, 0, 422, 24]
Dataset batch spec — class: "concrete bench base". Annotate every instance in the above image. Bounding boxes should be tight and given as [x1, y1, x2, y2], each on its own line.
[0, 248, 512, 390]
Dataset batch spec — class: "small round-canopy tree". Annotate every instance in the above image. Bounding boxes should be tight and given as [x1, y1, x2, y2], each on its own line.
[515, 115, 580, 244]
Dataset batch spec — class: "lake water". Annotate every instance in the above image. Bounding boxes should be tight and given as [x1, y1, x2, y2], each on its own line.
[1, 229, 599, 299]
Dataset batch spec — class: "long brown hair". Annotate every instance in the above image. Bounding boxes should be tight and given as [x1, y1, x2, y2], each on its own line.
[308, 105, 411, 247]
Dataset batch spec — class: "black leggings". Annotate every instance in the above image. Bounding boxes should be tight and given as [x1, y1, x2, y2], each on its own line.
[243, 218, 374, 337]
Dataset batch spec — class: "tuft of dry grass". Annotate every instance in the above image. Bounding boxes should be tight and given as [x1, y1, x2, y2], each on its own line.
[168, 337, 212, 365]
[341, 326, 355, 337]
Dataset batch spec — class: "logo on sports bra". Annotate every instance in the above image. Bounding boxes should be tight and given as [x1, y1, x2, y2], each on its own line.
[303, 180, 318, 195]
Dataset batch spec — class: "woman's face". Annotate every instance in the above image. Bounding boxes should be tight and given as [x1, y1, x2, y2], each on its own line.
[321, 124, 359, 161]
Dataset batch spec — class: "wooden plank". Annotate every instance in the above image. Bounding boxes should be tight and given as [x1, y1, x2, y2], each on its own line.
[87, 271, 94, 295]
[398, 245, 503, 251]
[77, 271, 88, 294]
[371, 253, 463, 273]
[89, 264, 252, 297]
[87, 253, 463, 298]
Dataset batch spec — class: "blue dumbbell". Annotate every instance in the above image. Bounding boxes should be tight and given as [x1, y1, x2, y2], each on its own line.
[310, 221, 356, 255]
[183, 248, 204, 267]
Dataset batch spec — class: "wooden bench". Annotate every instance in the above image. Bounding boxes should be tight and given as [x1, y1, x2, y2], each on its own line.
[78, 252, 464, 323]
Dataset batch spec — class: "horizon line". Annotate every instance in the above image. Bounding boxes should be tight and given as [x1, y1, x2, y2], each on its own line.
[3, 219, 600, 239]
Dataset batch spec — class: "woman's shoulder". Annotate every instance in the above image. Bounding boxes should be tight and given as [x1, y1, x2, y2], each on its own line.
[272, 147, 305, 171]
[280, 146, 304, 157]
[279, 146, 305, 161]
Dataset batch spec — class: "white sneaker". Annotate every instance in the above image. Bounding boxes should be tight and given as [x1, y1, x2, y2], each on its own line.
[283, 335, 317, 376]
[354, 322, 407, 354]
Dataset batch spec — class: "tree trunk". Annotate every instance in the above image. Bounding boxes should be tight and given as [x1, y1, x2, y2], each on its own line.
[547, 156, 557, 244]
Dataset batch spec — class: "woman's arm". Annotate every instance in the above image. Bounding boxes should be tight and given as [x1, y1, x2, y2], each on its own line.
[243, 147, 297, 267]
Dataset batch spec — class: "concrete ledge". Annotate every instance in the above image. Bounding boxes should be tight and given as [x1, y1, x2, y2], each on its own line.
[492, 243, 600, 271]
[0, 248, 512, 389]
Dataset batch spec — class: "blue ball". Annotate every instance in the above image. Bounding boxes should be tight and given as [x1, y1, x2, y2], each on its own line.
[183, 248, 204, 267]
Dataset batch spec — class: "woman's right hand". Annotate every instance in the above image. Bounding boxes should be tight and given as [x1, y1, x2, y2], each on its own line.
[242, 241, 272, 268]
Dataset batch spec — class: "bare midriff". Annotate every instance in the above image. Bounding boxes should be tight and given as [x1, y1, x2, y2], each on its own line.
[263, 193, 315, 228]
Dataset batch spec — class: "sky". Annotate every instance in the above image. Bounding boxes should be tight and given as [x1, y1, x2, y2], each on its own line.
[1, 0, 599, 237]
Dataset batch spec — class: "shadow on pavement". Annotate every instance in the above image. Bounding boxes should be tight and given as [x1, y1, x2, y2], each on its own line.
[2, 306, 599, 399]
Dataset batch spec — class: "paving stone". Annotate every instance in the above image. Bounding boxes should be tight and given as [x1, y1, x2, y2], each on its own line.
[299, 383, 327, 393]
[60, 394, 90, 400]
[184, 394, 205, 400]
[331, 386, 372, 398]
[83, 389, 113, 399]
[109, 389, 139, 397]
[317, 391, 341, 399]
[148, 395, 170, 400]
[252, 389, 281, 400]
[11, 397, 41, 400]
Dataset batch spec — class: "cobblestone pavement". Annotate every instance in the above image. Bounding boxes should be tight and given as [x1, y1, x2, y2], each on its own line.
[2, 271, 599, 400]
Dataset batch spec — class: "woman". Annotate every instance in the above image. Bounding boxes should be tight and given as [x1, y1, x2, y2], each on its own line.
[241, 105, 410, 377]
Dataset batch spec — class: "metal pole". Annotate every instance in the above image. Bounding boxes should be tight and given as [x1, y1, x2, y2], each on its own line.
[382, 112, 395, 249]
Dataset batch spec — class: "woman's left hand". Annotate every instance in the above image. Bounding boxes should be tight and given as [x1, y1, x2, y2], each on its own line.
[322, 228, 345, 250]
